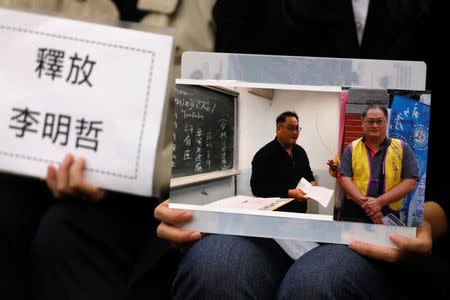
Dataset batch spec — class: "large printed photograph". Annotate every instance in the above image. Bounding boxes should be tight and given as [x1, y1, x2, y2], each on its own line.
[169, 80, 430, 229]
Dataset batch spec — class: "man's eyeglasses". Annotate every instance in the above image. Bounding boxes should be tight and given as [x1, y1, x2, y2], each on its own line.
[282, 125, 302, 132]
[364, 119, 386, 126]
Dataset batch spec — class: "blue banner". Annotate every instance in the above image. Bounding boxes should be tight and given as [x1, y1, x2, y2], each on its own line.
[388, 95, 430, 226]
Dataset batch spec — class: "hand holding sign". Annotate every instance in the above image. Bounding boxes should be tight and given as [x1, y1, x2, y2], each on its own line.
[46, 153, 106, 202]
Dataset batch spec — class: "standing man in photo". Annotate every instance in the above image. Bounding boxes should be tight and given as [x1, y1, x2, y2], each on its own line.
[250, 111, 315, 213]
[339, 104, 418, 224]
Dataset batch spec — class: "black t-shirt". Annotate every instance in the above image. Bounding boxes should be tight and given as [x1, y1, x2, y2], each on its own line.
[250, 137, 315, 213]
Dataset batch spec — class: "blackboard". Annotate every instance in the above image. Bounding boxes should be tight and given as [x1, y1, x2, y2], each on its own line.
[171, 84, 236, 179]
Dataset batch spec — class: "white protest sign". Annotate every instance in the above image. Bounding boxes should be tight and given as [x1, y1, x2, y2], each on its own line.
[0, 7, 174, 197]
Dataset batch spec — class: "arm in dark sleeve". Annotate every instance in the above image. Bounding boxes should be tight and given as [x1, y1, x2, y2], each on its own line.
[340, 145, 353, 178]
[401, 142, 419, 179]
[301, 150, 315, 183]
[250, 152, 289, 198]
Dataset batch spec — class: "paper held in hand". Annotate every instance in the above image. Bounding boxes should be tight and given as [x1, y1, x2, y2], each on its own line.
[297, 178, 334, 207]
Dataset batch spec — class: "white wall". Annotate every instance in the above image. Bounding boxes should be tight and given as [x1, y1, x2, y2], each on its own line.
[237, 87, 340, 170]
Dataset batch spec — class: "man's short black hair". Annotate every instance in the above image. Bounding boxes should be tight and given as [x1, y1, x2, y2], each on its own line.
[276, 111, 298, 125]
[362, 105, 388, 119]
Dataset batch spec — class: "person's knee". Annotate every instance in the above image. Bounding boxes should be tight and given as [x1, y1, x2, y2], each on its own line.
[279, 244, 386, 299]
[31, 203, 76, 263]
[173, 235, 285, 299]
[173, 235, 245, 297]
[278, 250, 329, 299]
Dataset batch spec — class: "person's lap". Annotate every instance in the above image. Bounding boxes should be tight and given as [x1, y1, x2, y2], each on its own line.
[3, 171, 447, 299]
[279, 243, 394, 299]
[173, 234, 293, 300]
[282, 243, 450, 299]
[174, 237, 450, 300]
[32, 195, 181, 300]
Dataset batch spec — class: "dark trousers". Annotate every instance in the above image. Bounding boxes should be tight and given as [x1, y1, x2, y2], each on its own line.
[1, 173, 52, 300]
[1, 173, 181, 300]
[174, 236, 449, 299]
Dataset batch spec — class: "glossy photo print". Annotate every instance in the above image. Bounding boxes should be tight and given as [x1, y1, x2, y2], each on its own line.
[168, 80, 429, 246]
